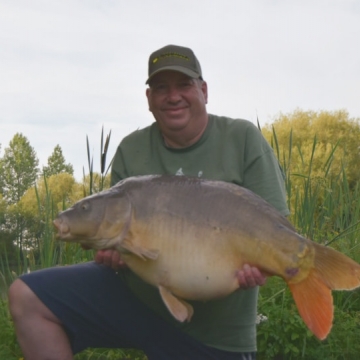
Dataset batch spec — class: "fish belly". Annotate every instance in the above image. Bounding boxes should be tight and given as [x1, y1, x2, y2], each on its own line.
[123, 249, 240, 301]
[122, 219, 242, 301]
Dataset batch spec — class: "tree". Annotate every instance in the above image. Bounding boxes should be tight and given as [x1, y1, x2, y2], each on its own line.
[82, 172, 111, 196]
[0, 194, 7, 238]
[17, 173, 81, 250]
[0, 194, 5, 224]
[262, 109, 360, 187]
[0, 193, 18, 268]
[20, 172, 81, 216]
[0, 133, 39, 205]
[0, 144, 3, 194]
[262, 110, 360, 235]
[42, 144, 74, 177]
[0, 133, 39, 258]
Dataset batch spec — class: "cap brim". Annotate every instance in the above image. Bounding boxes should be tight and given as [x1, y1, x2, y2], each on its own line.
[145, 65, 200, 84]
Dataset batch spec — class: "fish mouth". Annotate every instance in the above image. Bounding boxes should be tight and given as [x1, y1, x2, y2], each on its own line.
[53, 218, 70, 239]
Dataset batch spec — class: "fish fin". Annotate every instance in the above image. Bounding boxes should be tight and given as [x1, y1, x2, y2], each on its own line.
[313, 242, 360, 290]
[289, 244, 360, 340]
[288, 268, 333, 340]
[119, 241, 159, 261]
[158, 285, 194, 322]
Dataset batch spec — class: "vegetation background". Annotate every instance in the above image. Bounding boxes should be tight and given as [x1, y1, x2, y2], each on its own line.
[1, 109, 360, 359]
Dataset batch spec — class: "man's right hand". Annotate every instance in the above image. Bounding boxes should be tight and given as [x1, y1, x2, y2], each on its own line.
[95, 249, 127, 271]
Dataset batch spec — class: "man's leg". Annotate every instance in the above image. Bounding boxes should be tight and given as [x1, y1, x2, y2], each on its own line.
[8, 279, 73, 360]
[8, 262, 255, 360]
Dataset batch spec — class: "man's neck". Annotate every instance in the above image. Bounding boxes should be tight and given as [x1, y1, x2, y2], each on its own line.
[162, 116, 209, 148]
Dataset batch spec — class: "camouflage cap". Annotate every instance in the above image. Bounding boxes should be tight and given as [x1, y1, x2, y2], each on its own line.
[146, 45, 203, 84]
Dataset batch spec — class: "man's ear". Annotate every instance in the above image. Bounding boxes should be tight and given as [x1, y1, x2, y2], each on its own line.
[201, 81, 208, 104]
[146, 88, 152, 111]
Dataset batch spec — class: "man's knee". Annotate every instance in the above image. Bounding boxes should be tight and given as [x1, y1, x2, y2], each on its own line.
[8, 278, 48, 321]
[8, 279, 33, 319]
[8, 278, 62, 325]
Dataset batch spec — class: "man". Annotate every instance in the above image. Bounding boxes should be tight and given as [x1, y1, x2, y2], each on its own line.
[8, 45, 289, 360]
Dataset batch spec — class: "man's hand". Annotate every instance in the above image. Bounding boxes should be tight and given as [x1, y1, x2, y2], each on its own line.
[95, 249, 127, 271]
[95, 251, 265, 288]
[236, 264, 266, 289]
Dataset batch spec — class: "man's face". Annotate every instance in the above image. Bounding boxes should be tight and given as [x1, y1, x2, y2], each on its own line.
[146, 71, 208, 134]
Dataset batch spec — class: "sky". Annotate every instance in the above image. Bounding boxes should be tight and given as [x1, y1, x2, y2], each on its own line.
[1, 0, 359, 180]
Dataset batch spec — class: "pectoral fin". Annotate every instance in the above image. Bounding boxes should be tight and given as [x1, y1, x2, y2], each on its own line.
[158, 285, 194, 322]
[119, 240, 159, 261]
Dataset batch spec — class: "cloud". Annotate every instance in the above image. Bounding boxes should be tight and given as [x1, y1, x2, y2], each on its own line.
[1, 0, 359, 180]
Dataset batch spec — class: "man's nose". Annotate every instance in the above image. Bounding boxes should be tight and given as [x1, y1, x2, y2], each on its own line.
[166, 85, 182, 102]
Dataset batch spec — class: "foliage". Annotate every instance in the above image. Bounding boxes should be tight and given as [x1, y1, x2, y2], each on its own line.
[0, 133, 39, 204]
[1, 119, 360, 359]
[262, 109, 360, 189]
[42, 144, 74, 177]
[0, 128, 145, 360]
[82, 172, 111, 195]
[0, 144, 2, 194]
[74, 348, 147, 360]
[0, 134, 40, 258]
[257, 278, 360, 359]
[83, 126, 113, 196]
[0, 193, 6, 228]
[255, 115, 360, 359]
[0, 195, 18, 269]
[0, 298, 21, 360]
[0, 196, 6, 253]
[262, 113, 360, 242]
[20, 173, 81, 217]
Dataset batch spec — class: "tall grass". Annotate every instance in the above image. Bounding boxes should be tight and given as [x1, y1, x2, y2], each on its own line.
[83, 126, 113, 196]
[257, 130, 360, 359]
[0, 127, 359, 359]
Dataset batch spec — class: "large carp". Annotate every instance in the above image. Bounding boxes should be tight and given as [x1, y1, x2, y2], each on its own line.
[53, 175, 360, 340]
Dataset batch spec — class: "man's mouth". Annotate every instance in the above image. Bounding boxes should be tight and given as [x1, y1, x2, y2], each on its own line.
[163, 107, 187, 115]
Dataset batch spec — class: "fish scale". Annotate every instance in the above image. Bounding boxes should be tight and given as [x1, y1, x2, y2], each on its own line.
[54, 174, 360, 340]
[126, 213, 239, 300]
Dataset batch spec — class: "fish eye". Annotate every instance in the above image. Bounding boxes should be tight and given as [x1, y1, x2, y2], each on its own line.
[80, 202, 90, 211]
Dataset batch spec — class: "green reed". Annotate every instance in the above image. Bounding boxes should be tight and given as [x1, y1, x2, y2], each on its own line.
[257, 128, 360, 359]
[1, 126, 359, 359]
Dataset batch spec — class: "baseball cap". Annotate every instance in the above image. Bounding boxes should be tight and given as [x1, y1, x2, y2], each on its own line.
[146, 45, 203, 84]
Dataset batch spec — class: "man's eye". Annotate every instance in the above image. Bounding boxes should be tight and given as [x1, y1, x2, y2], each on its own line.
[153, 84, 167, 91]
[179, 81, 192, 88]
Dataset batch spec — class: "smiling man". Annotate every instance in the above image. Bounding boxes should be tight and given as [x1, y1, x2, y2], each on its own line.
[146, 71, 208, 147]
[9, 45, 289, 360]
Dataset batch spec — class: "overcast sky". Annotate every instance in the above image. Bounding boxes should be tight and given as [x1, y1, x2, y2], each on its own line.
[1, 0, 359, 180]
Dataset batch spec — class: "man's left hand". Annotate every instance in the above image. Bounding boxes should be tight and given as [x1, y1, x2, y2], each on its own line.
[236, 264, 266, 289]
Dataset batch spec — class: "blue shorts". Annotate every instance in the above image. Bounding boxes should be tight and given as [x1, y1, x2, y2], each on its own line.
[20, 262, 256, 360]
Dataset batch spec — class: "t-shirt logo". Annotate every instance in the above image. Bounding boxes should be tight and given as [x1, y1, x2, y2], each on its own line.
[175, 168, 203, 178]
[175, 168, 185, 176]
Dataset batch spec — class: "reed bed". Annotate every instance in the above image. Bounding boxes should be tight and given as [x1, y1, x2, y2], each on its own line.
[0, 128, 359, 360]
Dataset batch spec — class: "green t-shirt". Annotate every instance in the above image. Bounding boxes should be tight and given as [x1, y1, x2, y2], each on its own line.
[111, 114, 289, 353]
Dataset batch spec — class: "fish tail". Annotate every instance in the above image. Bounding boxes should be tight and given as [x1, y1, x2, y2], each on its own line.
[288, 268, 333, 340]
[288, 243, 360, 340]
[312, 242, 360, 291]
